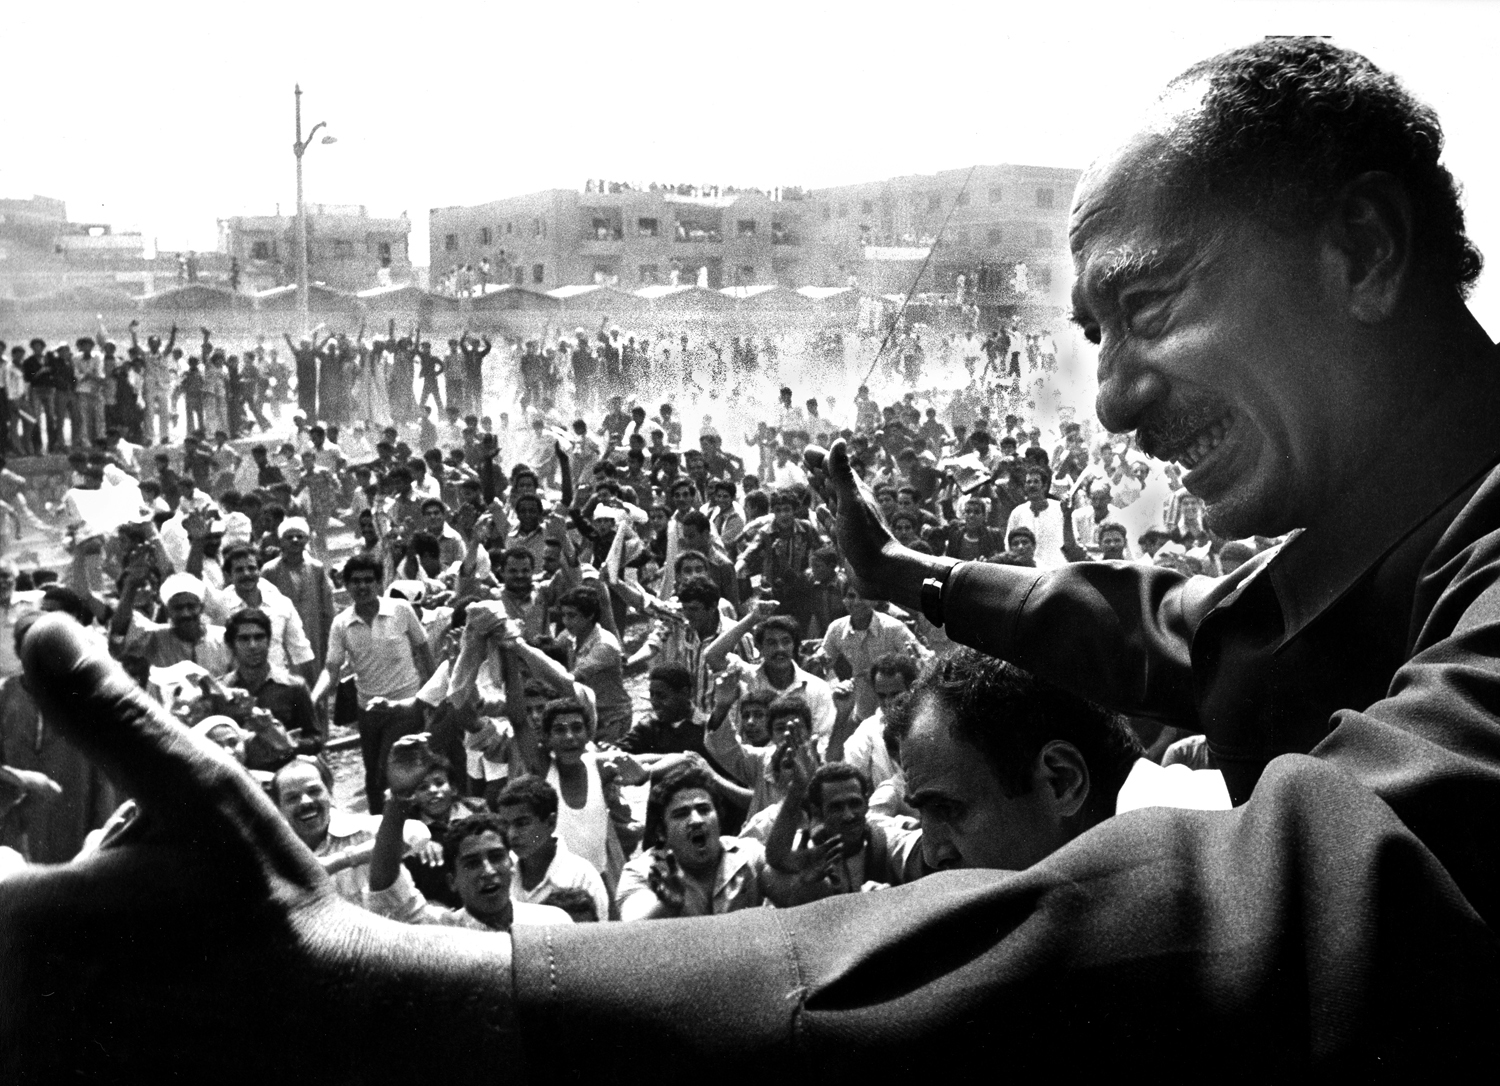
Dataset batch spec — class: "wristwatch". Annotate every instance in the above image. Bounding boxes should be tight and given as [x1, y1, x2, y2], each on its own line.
[920, 564, 958, 628]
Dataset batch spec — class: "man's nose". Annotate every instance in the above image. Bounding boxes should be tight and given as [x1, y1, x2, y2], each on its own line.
[921, 826, 958, 870]
[1094, 347, 1170, 434]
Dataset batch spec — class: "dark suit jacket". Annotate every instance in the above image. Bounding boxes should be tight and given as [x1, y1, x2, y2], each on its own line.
[510, 450, 1500, 1079]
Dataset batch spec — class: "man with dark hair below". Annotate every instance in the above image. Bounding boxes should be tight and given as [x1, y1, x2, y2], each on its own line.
[311, 553, 434, 813]
[835, 651, 918, 789]
[616, 761, 780, 920]
[894, 649, 1173, 872]
[365, 737, 571, 931]
[219, 608, 322, 770]
[765, 755, 925, 901]
[10, 36, 1500, 1082]
[493, 773, 611, 924]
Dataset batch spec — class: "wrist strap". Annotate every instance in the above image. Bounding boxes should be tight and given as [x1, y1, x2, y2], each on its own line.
[920, 566, 956, 628]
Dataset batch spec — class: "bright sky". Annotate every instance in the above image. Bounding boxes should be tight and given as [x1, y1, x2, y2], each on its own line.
[6, 0, 1498, 335]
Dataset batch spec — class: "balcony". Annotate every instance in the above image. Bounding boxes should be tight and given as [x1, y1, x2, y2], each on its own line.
[675, 223, 722, 243]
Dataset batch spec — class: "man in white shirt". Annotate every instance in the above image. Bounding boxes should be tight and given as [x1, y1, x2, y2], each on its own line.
[494, 775, 610, 922]
[366, 765, 572, 931]
[742, 616, 836, 744]
[837, 652, 919, 790]
[1006, 464, 1068, 569]
[773, 386, 808, 438]
[312, 554, 434, 814]
[204, 544, 316, 685]
[814, 590, 927, 724]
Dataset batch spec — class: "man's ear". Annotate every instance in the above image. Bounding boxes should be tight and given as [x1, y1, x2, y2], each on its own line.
[1037, 740, 1091, 820]
[1320, 171, 1414, 324]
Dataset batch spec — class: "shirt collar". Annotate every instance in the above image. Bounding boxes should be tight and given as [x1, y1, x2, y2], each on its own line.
[714, 837, 756, 895]
[1267, 436, 1500, 651]
[352, 597, 401, 624]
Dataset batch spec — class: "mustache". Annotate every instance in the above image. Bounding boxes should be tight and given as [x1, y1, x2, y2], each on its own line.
[1136, 398, 1230, 458]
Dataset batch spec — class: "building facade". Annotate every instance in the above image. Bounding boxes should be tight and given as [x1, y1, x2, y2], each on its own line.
[219, 205, 412, 293]
[431, 186, 815, 293]
[429, 163, 1080, 305]
[0, 195, 161, 298]
[805, 163, 1083, 306]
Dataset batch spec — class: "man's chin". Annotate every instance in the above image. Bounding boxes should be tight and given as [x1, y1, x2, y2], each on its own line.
[1201, 488, 1298, 541]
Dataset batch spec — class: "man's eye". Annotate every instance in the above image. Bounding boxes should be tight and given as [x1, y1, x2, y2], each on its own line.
[1122, 292, 1170, 334]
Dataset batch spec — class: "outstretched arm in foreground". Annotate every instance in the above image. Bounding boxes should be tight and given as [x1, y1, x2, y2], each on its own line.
[0, 615, 518, 1083]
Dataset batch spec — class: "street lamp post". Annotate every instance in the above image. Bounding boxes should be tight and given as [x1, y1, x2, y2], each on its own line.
[292, 84, 335, 337]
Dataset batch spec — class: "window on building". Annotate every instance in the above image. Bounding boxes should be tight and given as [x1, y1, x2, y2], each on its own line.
[444, 233, 458, 251]
[986, 227, 1004, 245]
[737, 219, 756, 238]
[532, 263, 545, 284]
[639, 264, 660, 284]
[250, 240, 274, 260]
[480, 227, 492, 245]
[332, 239, 354, 258]
[378, 241, 392, 263]
[928, 193, 942, 212]
[860, 199, 874, 215]
[506, 222, 513, 235]
[533, 217, 543, 237]
[1035, 227, 1053, 247]
[988, 184, 1003, 204]
[638, 217, 659, 237]
[955, 192, 970, 207]
[1036, 187, 1054, 208]
[737, 264, 755, 283]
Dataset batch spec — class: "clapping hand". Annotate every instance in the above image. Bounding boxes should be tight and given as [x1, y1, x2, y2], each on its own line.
[646, 847, 687, 913]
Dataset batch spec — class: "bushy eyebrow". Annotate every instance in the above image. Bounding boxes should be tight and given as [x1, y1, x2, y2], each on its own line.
[1070, 245, 1188, 327]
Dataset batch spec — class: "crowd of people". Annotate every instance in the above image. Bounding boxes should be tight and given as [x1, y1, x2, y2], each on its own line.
[10, 35, 1500, 1080]
[0, 299, 1248, 929]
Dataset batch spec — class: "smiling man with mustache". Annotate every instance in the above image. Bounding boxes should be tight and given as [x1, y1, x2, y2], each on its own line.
[6, 36, 1500, 1083]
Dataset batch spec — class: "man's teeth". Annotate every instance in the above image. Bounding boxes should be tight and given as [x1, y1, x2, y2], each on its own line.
[1176, 415, 1232, 470]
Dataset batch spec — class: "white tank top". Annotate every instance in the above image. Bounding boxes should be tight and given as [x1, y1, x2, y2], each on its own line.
[547, 757, 610, 877]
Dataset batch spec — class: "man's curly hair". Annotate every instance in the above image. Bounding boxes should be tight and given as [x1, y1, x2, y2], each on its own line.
[1147, 36, 1481, 298]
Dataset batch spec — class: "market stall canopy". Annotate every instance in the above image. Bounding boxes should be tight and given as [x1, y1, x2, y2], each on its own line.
[636, 284, 733, 313]
[470, 284, 559, 312]
[15, 284, 140, 339]
[253, 283, 355, 312]
[138, 282, 253, 313]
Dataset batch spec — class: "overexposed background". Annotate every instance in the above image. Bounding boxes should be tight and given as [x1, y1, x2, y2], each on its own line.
[5, 0, 1497, 335]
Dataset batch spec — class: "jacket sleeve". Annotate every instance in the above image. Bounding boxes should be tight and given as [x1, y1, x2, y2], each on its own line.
[942, 557, 1242, 727]
[509, 511, 1500, 1081]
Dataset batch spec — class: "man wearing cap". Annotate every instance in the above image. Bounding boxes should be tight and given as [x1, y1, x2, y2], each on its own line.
[261, 517, 337, 671]
[109, 568, 230, 674]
